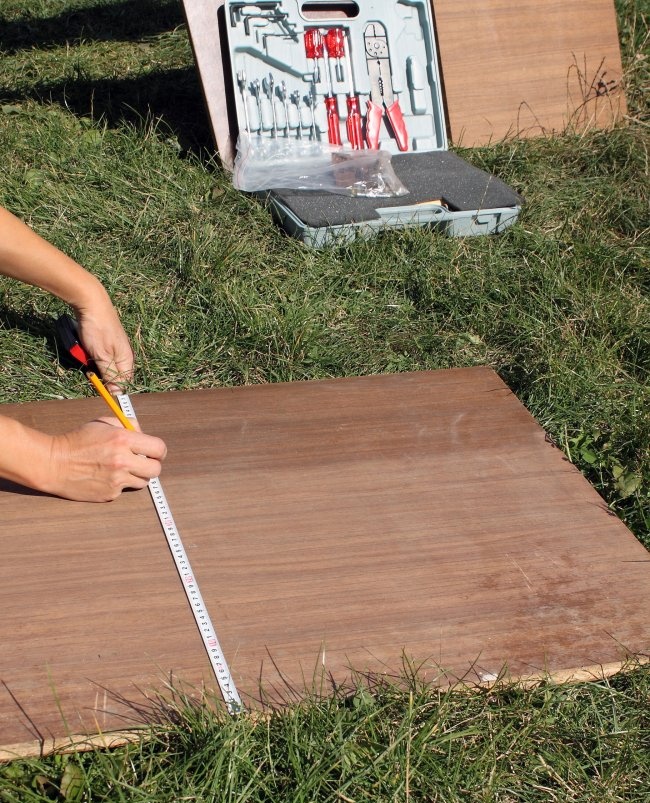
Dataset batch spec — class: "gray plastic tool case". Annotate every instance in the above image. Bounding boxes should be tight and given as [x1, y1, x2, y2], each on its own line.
[220, 0, 522, 246]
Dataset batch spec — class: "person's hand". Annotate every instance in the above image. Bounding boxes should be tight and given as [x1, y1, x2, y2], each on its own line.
[43, 418, 167, 502]
[75, 297, 134, 394]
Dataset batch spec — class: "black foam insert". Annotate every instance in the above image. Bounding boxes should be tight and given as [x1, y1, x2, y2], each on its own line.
[268, 151, 523, 229]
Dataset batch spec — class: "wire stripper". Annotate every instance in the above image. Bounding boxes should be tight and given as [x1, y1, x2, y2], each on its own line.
[364, 21, 408, 151]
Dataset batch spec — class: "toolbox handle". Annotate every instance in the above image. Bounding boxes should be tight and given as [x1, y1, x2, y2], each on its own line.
[301, 2, 359, 20]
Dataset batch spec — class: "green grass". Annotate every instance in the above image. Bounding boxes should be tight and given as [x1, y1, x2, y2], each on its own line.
[1, 667, 649, 802]
[0, 0, 648, 799]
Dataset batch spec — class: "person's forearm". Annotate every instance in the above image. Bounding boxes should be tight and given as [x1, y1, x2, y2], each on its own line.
[0, 415, 52, 491]
[0, 207, 109, 311]
[0, 205, 134, 391]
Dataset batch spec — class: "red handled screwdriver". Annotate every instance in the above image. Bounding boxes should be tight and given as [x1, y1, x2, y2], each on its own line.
[324, 27, 345, 81]
[303, 28, 323, 85]
[325, 27, 363, 149]
[308, 28, 341, 145]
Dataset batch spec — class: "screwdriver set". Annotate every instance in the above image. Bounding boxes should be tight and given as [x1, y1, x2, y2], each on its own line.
[183, 0, 523, 246]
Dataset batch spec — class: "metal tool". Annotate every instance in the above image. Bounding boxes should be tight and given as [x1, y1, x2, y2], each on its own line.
[344, 29, 364, 149]
[229, 2, 298, 41]
[305, 88, 317, 140]
[265, 73, 278, 136]
[258, 79, 273, 132]
[281, 80, 291, 136]
[236, 70, 251, 132]
[246, 84, 261, 133]
[253, 78, 264, 133]
[118, 393, 242, 715]
[290, 90, 303, 138]
[305, 28, 345, 142]
[364, 21, 409, 151]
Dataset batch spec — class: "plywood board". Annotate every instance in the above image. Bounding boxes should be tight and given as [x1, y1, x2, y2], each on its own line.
[431, 0, 627, 145]
[1, 369, 649, 759]
[181, 0, 236, 166]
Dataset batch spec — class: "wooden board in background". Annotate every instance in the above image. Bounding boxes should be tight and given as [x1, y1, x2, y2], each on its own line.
[431, 0, 627, 145]
[182, 0, 235, 165]
[1, 369, 648, 759]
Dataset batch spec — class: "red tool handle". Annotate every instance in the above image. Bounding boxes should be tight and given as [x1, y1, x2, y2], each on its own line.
[304, 28, 324, 58]
[346, 96, 364, 149]
[324, 27, 345, 58]
[385, 99, 409, 151]
[325, 96, 342, 145]
[365, 99, 409, 151]
[365, 100, 383, 149]
[56, 313, 92, 368]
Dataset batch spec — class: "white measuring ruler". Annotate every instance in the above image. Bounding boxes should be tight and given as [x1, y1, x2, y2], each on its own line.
[118, 393, 242, 714]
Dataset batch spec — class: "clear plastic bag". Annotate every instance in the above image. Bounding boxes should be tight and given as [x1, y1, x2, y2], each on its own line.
[232, 133, 408, 198]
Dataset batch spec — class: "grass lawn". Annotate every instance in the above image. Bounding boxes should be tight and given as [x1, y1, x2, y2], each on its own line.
[0, 0, 648, 799]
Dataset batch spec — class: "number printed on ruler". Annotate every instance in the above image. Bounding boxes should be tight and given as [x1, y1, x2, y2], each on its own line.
[118, 394, 242, 713]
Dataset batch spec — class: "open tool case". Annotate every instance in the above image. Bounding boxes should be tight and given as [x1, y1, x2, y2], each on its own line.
[185, 0, 523, 246]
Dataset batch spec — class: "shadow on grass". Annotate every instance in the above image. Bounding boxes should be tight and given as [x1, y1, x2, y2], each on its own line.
[0, 67, 214, 158]
[0, 306, 55, 343]
[0, 0, 183, 52]
[0, 0, 215, 158]
[0, 306, 81, 373]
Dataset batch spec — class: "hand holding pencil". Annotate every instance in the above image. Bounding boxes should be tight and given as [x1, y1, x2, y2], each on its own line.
[46, 313, 167, 502]
[0, 382, 166, 502]
[44, 418, 166, 502]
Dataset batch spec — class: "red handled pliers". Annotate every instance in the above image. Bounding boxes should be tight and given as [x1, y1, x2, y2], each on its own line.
[364, 22, 409, 151]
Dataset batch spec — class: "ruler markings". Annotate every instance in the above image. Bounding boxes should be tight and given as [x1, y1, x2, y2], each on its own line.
[117, 393, 242, 714]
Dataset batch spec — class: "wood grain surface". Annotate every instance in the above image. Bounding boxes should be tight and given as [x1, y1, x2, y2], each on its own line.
[431, 0, 627, 145]
[1, 369, 648, 758]
[181, 0, 235, 165]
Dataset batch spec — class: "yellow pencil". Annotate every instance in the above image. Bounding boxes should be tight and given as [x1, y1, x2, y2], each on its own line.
[87, 371, 136, 431]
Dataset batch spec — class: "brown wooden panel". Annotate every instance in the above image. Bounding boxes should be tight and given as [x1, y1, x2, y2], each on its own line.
[432, 0, 627, 145]
[1, 369, 648, 758]
[181, 0, 236, 165]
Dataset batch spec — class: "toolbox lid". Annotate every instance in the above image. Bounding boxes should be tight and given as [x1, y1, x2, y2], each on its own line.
[183, 0, 450, 168]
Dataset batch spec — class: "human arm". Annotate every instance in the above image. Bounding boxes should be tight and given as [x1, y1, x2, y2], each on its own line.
[0, 205, 166, 501]
[0, 414, 167, 502]
[0, 206, 133, 392]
